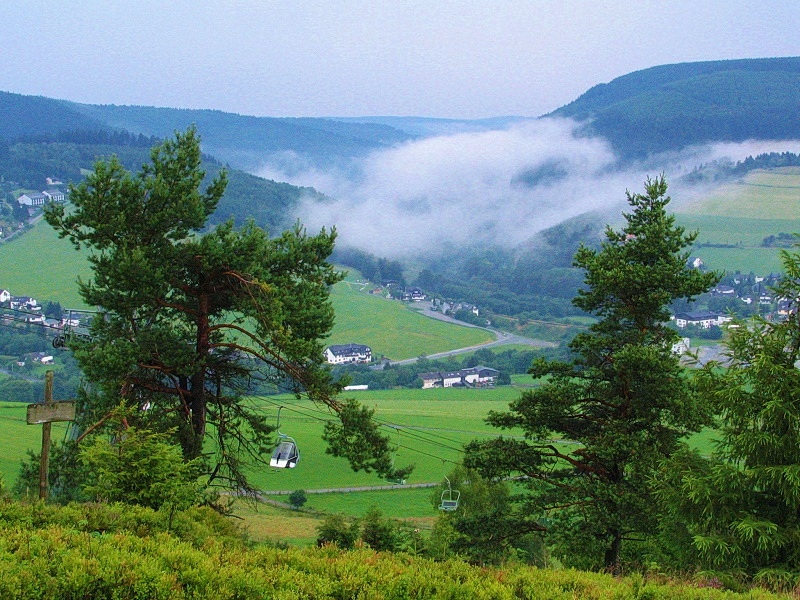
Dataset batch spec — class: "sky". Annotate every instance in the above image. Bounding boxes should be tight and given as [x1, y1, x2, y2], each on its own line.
[3, 1, 800, 120]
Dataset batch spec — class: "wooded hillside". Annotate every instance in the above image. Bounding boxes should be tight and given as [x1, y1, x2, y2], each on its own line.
[550, 57, 800, 158]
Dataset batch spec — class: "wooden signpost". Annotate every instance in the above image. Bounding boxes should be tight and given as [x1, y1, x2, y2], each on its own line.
[26, 371, 76, 500]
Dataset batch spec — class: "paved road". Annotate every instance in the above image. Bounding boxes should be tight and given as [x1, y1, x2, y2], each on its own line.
[388, 301, 556, 365]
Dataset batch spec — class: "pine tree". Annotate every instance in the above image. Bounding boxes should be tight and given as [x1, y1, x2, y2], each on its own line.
[465, 176, 718, 572]
[656, 243, 800, 589]
[46, 127, 405, 492]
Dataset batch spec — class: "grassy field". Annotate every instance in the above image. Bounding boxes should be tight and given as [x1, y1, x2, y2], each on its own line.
[0, 220, 90, 308]
[327, 277, 492, 361]
[0, 386, 519, 489]
[248, 387, 519, 492]
[675, 168, 800, 273]
[0, 220, 493, 362]
[0, 401, 71, 488]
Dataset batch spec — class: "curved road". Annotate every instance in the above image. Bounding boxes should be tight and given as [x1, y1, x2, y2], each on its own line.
[388, 301, 556, 366]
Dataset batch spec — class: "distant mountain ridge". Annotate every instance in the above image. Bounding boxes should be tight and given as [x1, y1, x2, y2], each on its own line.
[0, 91, 414, 173]
[3, 56, 800, 169]
[549, 56, 800, 159]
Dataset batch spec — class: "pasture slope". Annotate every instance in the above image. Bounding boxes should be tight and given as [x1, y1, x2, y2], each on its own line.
[0, 219, 492, 360]
[675, 167, 800, 274]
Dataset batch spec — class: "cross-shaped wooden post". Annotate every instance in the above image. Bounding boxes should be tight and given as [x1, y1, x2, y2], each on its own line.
[26, 370, 76, 500]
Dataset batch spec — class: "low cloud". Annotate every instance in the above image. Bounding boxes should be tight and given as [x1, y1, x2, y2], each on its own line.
[257, 120, 800, 257]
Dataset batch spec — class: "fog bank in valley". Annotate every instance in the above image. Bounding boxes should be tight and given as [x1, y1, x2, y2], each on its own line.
[257, 118, 800, 258]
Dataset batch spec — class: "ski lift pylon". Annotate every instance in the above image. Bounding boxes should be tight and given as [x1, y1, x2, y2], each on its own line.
[439, 475, 460, 511]
[270, 406, 299, 469]
[52, 309, 93, 348]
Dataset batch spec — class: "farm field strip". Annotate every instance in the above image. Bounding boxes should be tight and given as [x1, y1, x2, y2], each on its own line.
[674, 169, 800, 272]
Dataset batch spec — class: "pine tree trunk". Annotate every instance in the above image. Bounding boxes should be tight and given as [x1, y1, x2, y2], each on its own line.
[187, 292, 210, 460]
[604, 532, 623, 575]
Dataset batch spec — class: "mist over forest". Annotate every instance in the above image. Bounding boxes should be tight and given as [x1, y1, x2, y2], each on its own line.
[260, 117, 800, 259]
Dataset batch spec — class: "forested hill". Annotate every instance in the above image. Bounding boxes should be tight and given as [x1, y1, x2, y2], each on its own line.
[63, 104, 412, 171]
[549, 56, 800, 159]
[0, 91, 413, 172]
[0, 127, 325, 233]
[0, 91, 105, 139]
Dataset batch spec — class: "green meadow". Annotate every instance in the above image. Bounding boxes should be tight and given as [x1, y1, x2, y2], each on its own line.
[0, 387, 520, 491]
[0, 220, 493, 361]
[0, 402, 71, 488]
[675, 167, 800, 273]
[248, 386, 520, 492]
[0, 220, 90, 308]
[327, 277, 492, 361]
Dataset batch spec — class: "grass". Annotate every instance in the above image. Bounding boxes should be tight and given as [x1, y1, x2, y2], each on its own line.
[0, 402, 71, 486]
[0, 220, 90, 308]
[247, 387, 519, 492]
[328, 277, 493, 361]
[234, 501, 323, 546]
[0, 221, 493, 362]
[675, 168, 800, 273]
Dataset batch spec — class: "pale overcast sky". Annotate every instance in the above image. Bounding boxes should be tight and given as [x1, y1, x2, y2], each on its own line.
[3, 1, 799, 119]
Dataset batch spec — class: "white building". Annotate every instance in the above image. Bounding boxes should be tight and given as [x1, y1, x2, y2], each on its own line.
[324, 343, 372, 364]
[419, 366, 499, 389]
[673, 311, 730, 329]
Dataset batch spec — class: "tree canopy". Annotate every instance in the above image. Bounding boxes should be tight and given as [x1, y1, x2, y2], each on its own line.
[45, 127, 406, 492]
[465, 176, 718, 572]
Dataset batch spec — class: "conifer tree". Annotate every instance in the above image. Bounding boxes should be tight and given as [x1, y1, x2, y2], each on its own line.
[46, 127, 405, 492]
[656, 243, 800, 588]
[465, 176, 718, 572]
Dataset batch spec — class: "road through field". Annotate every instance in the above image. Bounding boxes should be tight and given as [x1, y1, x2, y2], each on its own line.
[388, 301, 556, 365]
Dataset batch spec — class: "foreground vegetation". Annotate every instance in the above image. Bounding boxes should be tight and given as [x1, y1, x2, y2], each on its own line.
[0, 499, 790, 599]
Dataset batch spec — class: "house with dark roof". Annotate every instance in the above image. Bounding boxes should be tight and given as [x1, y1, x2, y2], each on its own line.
[17, 188, 66, 207]
[324, 343, 372, 365]
[673, 311, 730, 329]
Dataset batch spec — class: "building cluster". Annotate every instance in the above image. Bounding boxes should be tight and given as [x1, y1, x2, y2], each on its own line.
[672, 311, 733, 329]
[16, 187, 67, 208]
[0, 289, 77, 331]
[417, 366, 499, 389]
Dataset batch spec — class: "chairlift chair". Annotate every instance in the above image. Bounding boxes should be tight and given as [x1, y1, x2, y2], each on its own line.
[439, 475, 460, 511]
[270, 406, 299, 469]
[270, 439, 299, 468]
[384, 426, 406, 484]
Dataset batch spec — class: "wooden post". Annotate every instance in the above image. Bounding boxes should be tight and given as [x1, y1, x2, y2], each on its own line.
[39, 370, 54, 500]
[26, 371, 75, 501]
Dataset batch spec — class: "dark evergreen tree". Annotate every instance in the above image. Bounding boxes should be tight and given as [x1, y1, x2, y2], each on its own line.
[465, 176, 718, 572]
[45, 127, 406, 493]
[656, 243, 800, 589]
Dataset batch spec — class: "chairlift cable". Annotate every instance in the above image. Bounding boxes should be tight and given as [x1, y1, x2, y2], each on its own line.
[258, 397, 465, 465]
[259, 396, 468, 456]
[260, 389, 471, 453]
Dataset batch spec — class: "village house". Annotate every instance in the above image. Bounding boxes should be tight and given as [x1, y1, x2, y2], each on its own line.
[671, 337, 691, 355]
[9, 296, 38, 311]
[711, 284, 736, 296]
[22, 352, 54, 365]
[419, 365, 500, 389]
[673, 311, 731, 329]
[324, 343, 372, 365]
[17, 187, 66, 207]
[402, 287, 426, 302]
[0, 289, 10, 303]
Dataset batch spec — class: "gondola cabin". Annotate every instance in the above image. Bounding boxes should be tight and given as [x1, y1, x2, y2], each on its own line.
[270, 439, 299, 468]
